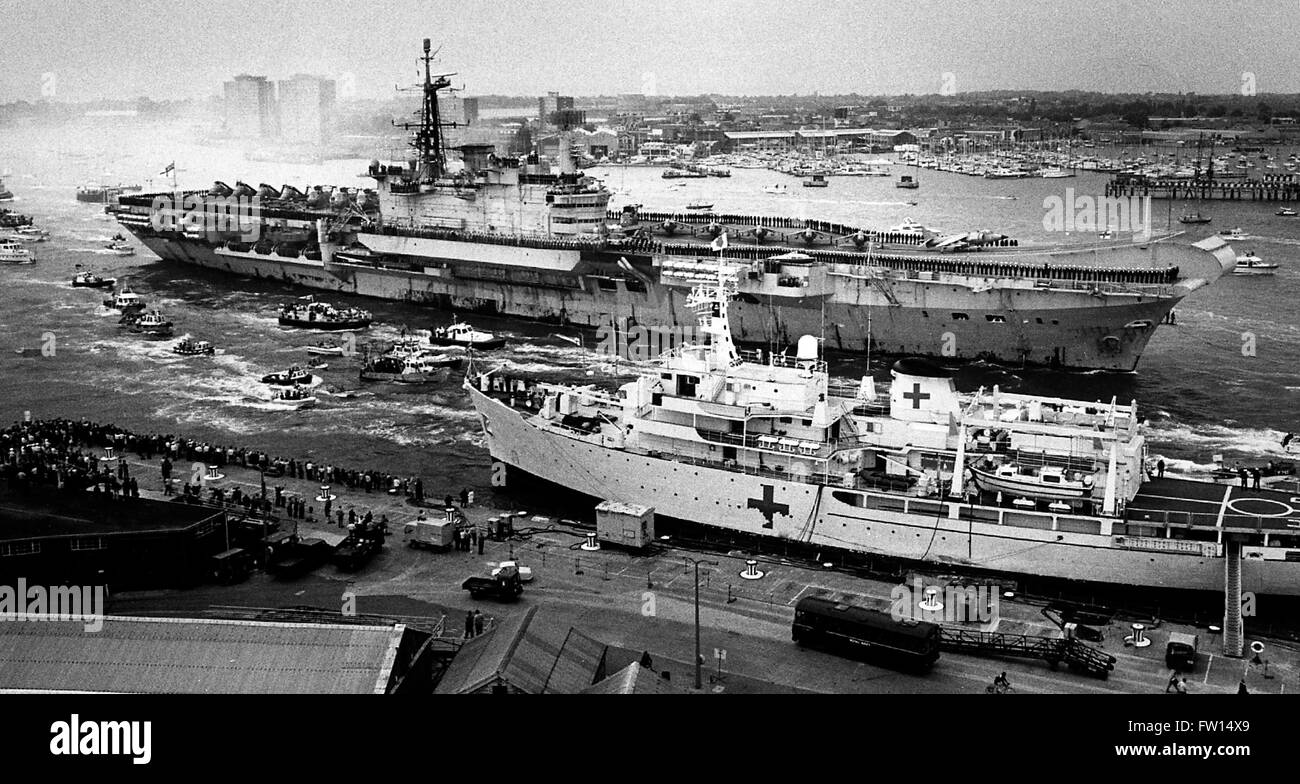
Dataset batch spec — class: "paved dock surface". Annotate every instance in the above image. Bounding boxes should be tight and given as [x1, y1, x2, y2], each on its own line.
[107, 454, 1298, 694]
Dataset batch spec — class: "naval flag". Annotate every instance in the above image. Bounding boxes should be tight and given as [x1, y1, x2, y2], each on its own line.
[160, 162, 175, 176]
[710, 232, 729, 253]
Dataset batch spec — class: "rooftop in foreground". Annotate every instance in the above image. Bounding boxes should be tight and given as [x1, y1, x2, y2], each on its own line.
[0, 615, 407, 694]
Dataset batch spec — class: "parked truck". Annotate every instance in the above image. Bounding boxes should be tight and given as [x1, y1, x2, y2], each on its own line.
[267, 536, 334, 578]
[404, 518, 457, 551]
[462, 564, 524, 601]
[332, 520, 386, 570]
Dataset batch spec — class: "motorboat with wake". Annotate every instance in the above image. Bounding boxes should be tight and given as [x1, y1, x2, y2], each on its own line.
[123, 310, 174, 338]
[306, 338, 349, 356]
[1233, 252, 1278, 275]
[262, 366, 316, 386]
[428, 321, 506, 350]
[360, 353, 459, 383]
[270, 385, 318, 409]
[72, 271, 117, 288]
[173, 338, 215, 356]
[278, 298, 372, 330]
[103, 288, 145, 312]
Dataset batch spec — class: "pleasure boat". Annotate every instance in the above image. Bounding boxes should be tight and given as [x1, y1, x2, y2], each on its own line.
[896, 175, 920, 188]
[1277, 207, 1297, 217]
[685, 200, 714, 211]
[1178, 211, 1212, 224]
[71, 271, 117, 288]
[126, 310, 174, 337]
[103, 288, 146, 312]
[0, 241, 33, 264]
[173, 338, 215, 356]
[8, 225, 48, 242]
[763, 184, 789, 195]
[261, 366, 316, 386]
[104, 241, 135, 256]
[1219, 227, 1251, 241]
[359, 353, 461, 383]
[270, 385, 318, 409]
[1232, 253, 1278, 275]
[278, 299, 373, 330]
[429, 321, 507, 350]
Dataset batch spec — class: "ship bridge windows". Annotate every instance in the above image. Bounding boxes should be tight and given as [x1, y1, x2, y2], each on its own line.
[676, 375, 699, 397]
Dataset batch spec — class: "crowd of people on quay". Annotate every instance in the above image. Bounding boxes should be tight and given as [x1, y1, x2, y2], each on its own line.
[2, 418, 439, 521]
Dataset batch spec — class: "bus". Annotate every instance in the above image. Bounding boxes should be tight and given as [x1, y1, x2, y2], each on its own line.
[792, 596, 941, 672]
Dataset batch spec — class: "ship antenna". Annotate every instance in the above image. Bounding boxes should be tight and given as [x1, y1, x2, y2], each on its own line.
[395, 38, 458, 181]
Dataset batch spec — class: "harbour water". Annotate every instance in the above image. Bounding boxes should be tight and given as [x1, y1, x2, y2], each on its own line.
[2, 117, 1300, 514]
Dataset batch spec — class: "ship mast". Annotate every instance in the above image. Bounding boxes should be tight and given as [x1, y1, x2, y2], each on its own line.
[396, 38, 458, 181]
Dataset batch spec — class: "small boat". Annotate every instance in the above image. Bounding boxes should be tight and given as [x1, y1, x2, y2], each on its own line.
[1219, 227, 1251, 241]
[763, 184, 789, 195]
[970, 461, 1095, 501]
[0, 240, 33, 264]
[802, 174, 829, 188]
[262, 366, 315, 386]
[895, 175, 919, 189]
[1178, 211, 1212, 224]
[103, 288, 146, 312]
[429, 321, 507, 350]
[306, 338, 347, 356]
[0, 179, 13, 202]
[173, 338, 215, 356]
[1038, 168, 1075, 179]
[360, 353, 461, 383]
[126, 310, 174, 338]
[1232, 253, 1278, 275]
[71, 271, 117, 288]
[271, 385, 318, 409]
[684, 200, 714, 211]
[104, 241, 135, 256]
[278, 299, 372, 330]
[9, 225, 48, 242]
[1277, 207, 1297, 217]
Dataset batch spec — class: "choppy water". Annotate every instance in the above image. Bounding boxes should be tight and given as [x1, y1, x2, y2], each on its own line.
[2, 117, 1299, 507]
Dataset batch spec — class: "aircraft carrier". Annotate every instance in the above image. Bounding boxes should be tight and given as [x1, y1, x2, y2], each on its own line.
[108, 40, 1236, 372]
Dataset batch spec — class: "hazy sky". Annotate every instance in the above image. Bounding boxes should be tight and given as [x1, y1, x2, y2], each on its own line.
[2, 0, 1297, 101]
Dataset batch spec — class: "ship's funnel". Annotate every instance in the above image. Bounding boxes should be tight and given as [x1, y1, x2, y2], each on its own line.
[889, 358, 960, 422]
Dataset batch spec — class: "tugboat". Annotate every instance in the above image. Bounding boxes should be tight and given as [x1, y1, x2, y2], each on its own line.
[429, 321, 507, 350]
[271, 385, 318, 409]
[802, 174, 829, 188]
[173, 338, 215, 356]
[71, 271, 117, 288]
[0, 240, 33, 264]
[103, 288, 146, 312]
[261, 366, 315, 386]
[278, 299, 372, 330]
[126, 310, 174, 338]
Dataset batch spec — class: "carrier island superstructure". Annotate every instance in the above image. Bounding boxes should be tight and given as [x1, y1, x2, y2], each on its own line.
[108, 40, 1236, 372]
[467, 268, 1300, 597]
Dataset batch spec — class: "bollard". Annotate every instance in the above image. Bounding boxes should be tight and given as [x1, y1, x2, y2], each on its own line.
[206, 464, 225, 482]
[581, 532, 600, 551]
[740, 559, 764, 580]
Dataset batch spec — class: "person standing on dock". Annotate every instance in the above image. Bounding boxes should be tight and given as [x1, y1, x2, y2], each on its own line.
[1252, 467, 1261, 490]
[473, 610, 484, 637]
[1166, 671, 1180, 693]
[1157, 459, 1165, 479]
[464, 611, 474, 639]
[460, 487, 469, 507]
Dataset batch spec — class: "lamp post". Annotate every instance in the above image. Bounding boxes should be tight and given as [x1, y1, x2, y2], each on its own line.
[685, 557, 719, 690]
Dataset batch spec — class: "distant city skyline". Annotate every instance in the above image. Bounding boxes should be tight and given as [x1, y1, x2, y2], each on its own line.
[1, 0, 1297, 102]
